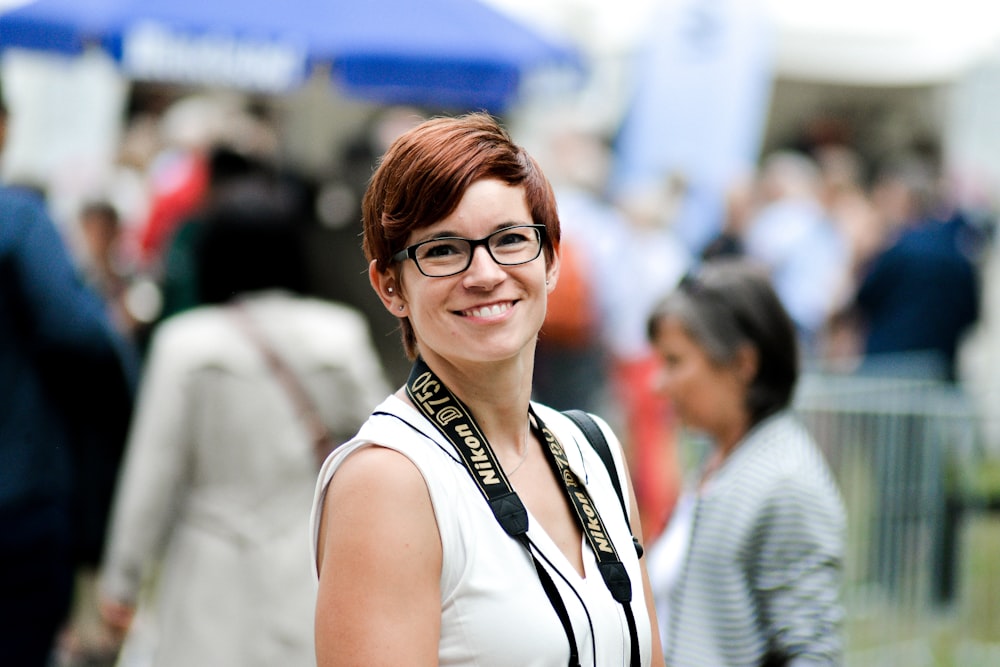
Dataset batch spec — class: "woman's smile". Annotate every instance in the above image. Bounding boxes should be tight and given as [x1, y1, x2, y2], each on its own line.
[458, 300, 516, 320]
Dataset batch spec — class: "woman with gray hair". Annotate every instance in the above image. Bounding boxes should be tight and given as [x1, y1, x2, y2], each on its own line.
[645, 259, 846, 666]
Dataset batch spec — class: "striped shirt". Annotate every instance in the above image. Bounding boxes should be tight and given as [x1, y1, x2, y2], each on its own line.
[661, 411, 846, 666]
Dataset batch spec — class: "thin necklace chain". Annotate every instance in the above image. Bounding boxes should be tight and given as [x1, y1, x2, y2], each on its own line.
[506, 424, 531, 476]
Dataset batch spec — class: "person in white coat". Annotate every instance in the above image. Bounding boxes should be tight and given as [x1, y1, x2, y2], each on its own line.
[98, 183, 389, 666]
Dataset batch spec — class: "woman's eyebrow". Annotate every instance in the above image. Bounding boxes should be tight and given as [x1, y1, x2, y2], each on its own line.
[409, 229, 462, 244]
[411, 222, 529, 244]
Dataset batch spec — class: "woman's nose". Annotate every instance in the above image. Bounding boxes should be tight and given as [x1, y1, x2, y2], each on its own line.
[463, 245, 506, 285]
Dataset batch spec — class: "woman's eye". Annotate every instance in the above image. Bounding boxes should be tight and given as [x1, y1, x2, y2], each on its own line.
[495, 231, 529, 247]
[422, 241, 463, 258]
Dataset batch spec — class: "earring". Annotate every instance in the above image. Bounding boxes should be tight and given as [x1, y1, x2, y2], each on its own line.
[398, 305, 405, 311]
[387, 286, 394, 294]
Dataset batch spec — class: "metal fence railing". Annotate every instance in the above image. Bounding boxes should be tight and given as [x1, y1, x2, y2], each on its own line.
[793, 372, 983, 666]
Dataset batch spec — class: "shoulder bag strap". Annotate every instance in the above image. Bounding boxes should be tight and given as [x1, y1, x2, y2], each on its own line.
[228, 303, 335, 468]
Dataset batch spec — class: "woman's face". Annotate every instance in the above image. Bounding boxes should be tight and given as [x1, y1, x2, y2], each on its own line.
[393, 178, 558, 368]
[651, 317, 751, 444]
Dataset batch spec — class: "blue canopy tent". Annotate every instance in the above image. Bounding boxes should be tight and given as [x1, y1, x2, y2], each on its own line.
[0, 0, 581, 112]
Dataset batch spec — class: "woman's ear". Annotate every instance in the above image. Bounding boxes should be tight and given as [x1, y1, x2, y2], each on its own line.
[545, 243, 562, 295]
[369, 260, 407, 319]
[735, 344, 760, 385]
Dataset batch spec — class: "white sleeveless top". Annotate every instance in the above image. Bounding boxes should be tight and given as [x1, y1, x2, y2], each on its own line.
[310, 395, 654, 667]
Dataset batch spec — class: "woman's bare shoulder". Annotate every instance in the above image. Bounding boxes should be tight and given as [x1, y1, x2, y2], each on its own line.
[317, 443, 439, 569]
[315, 443, 443, 665]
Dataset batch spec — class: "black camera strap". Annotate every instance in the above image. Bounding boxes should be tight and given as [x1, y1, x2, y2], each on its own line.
[406, 358, 639, 667]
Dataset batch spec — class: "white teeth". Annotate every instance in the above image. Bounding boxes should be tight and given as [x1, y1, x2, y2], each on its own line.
[467, 303, 510, 318]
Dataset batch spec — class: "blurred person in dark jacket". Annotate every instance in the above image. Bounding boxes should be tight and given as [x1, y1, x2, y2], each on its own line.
[853, 154, 980, 382]
[0, 173, 135, 665]
[845, 154, 981, 606]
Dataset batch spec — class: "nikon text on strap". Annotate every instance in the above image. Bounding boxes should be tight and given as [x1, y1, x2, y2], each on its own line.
[405, 358, 640, 667]
[562, 409, 644, 559]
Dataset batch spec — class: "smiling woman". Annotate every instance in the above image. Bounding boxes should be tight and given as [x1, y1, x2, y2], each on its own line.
[310, 113, 665, 667]
[380, 177, 551, 367]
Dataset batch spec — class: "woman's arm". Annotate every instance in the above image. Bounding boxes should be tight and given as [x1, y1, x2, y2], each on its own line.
[98, 325, 191, 614]
[754, 473, 846, 665]
[315, 445, 443, 666]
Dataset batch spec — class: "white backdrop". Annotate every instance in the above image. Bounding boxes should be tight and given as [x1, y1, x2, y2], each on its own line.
[486, 0, 1000, 85]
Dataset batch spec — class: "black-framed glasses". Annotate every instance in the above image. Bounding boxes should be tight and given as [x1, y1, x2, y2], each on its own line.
[391, 224, 546, 277]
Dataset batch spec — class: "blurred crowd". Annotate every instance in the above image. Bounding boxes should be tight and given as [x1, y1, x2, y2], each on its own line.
[532, 119, 989, 541]
[2, 83, 994, 666]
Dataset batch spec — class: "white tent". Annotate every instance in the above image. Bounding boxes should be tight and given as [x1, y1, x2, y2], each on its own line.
[486, 0, 1000, 86]
[769, 0, 1000, 85]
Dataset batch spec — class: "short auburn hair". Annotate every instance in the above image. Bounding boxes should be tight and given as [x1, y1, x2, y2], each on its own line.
[362, 112, 561, 360]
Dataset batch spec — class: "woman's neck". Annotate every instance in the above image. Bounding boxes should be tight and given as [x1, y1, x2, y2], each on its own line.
[699, 415, 752, 488]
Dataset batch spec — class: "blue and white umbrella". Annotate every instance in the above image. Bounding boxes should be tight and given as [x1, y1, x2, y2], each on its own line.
[0, 0, 581, 112]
